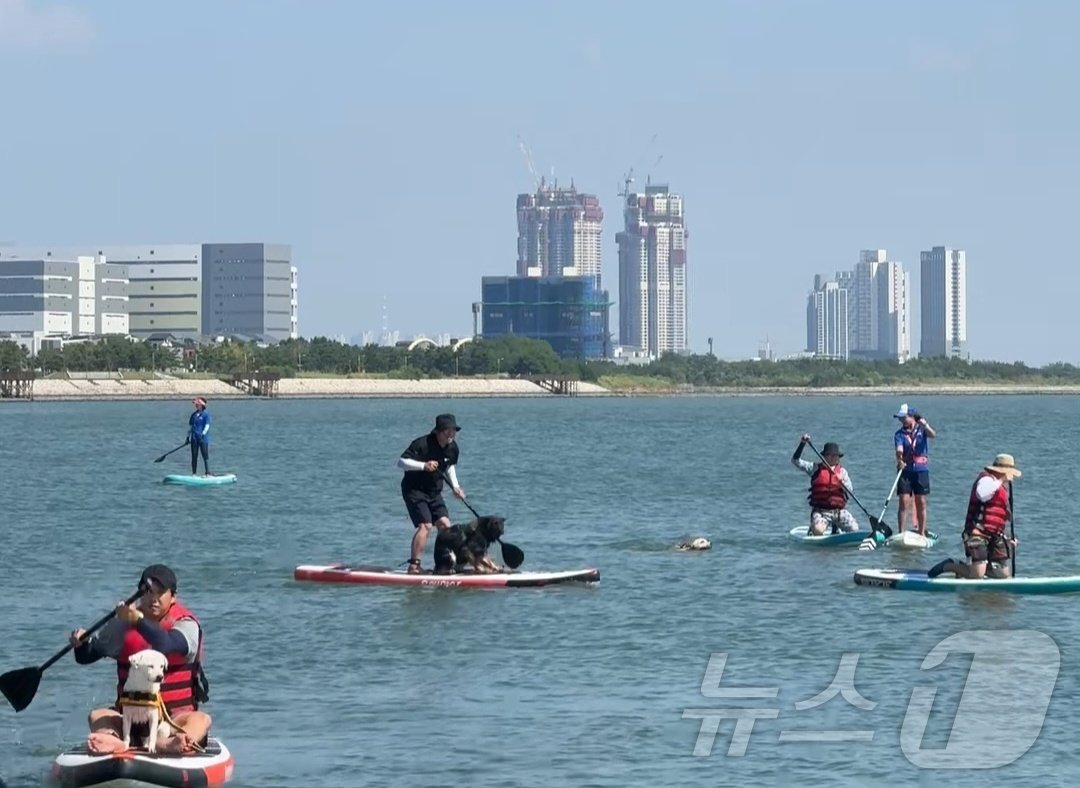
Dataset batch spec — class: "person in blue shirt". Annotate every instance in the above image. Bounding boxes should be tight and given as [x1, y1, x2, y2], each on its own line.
[189, 397, 211, 476]
[893, 403, 936, 536]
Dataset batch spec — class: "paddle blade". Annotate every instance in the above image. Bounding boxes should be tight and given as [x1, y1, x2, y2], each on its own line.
[500, 540, 525, 569]
[0, 666, 42, 712]
[870, 517, 893, 539]
[153, 453, 168, 463]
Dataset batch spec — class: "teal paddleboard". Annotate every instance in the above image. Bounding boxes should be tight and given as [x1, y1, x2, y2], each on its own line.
[163, 473, 237, 486]
[788, 525, 866, 546]
[854, 568, 1080, 595]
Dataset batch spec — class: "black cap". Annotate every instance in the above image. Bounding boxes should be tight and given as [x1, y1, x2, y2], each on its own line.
[822, 442, 844, 458]
[140, 564, 177, 593]
[434, 414, 461, 432]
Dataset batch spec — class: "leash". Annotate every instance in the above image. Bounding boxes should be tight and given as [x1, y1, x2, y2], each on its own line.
[119, 692, 206, 753]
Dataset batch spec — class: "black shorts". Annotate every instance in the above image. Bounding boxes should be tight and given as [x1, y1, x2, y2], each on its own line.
[897, 468, 930, 496]
[402, 489, 448, 528]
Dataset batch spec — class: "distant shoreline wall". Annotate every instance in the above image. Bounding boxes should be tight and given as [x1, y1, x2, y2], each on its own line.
[5, 377, 1080, 402]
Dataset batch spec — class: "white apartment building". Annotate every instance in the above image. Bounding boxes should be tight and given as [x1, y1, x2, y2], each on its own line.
[920, 246, 966, 358]
[616, 183, 688, 357]
[849, 249, 910, 362]
[806, 275, 849, 359]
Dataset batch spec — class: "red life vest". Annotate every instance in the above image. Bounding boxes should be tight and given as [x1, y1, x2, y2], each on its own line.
[808, 464, 848, 510]
[964, 471, 1010, 537]
[116, 599, 203, 714]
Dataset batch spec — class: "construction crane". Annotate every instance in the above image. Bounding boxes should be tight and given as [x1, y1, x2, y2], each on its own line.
[517, 134, 541, 191]
[618, 133, 659, 198]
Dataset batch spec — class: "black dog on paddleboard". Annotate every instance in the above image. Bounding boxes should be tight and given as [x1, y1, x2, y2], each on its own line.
[433, 515, 506, 574]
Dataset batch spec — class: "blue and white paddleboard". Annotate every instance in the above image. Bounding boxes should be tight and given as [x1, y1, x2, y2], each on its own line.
[885, 530, 938, 550]
[163, 473, 237, 486]
[788, 525, 866, 546]
[854, 567, 1080, 595]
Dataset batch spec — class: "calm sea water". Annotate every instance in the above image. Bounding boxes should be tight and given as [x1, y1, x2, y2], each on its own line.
[2, 394, 1080, 787]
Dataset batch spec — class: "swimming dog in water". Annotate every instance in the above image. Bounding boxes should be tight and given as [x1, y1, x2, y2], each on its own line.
[433, 515, 506, 574]
[119, 649, 174, 753]
[676, 537, 712, 551]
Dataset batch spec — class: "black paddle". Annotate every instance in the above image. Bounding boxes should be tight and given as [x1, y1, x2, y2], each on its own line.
[0, 585, 145, 712]
[154, 438, 189, 463]
[1009, 481, 1017, 577]
[807, 440, 893, 539]
[439, 470, 525, 569]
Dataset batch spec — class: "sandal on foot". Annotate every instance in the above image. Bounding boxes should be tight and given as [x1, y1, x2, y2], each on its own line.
[406, 559, 422, 574]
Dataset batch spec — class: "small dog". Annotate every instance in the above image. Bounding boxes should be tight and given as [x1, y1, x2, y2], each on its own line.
[433, 515, 505, 574]
[676, 537, 712, 551]
[120, 649, 170, 753]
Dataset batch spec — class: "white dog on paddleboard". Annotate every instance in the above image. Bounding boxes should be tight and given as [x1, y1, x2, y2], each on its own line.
[119, 649, 171, 753]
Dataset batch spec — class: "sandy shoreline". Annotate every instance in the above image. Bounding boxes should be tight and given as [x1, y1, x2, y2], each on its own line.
[5, 377, 1080, 401]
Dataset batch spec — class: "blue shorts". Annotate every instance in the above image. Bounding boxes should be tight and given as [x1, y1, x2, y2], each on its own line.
[898, 468, 930, 496]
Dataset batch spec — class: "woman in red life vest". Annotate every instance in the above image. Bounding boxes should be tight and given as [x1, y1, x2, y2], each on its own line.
[928, 454, 1022, 579]
[791, 434, 861, 535]
[69, 564, 212, 755]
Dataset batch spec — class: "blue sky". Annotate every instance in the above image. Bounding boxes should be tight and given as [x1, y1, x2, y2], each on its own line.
[1, 0, 1075, 364]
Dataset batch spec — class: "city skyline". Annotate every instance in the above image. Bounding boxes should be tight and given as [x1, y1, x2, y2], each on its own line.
[806, 245, 968, 363]
[2, 2, 1076, 365]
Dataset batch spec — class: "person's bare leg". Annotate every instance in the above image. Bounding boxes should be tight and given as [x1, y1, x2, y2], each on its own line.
[87, 708, 126, 754]
[158, 711, 212, 754]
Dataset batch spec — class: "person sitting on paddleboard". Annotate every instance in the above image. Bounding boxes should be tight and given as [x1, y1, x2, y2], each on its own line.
[792, 435, 860, 535]
[928, 454, 1021, 580]
[397, 414, 466, 574]
[189, 397, 211, 476]
[893, 403, 936, 536]
[69, 564, 212, 755]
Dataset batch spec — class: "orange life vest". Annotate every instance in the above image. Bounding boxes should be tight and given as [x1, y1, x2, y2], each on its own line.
[808, 464, 848, 510]
[116, 599, 203, 714]
[964, 471, 1010, 537]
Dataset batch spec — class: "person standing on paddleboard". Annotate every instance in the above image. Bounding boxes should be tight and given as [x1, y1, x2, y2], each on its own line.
[189, 397, 211, 476]
[893, 404, 936, 536]
[792, 435, 861, 535]
[927, 453, 1021, 580]
[397, 414, 466, 574]
[68, 564, 213, 755]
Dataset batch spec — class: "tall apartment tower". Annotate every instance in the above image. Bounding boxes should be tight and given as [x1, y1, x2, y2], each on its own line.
[806, 274, 849, 360]
[616, 182, 688, 357]
[849, 249, 910, 362]
[920, 246, 966, 359]
[515, 179, 603, 281]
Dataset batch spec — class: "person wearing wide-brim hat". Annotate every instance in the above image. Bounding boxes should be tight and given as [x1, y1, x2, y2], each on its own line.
[791, 434, 861, 535]
[928, 453, 1022, 580]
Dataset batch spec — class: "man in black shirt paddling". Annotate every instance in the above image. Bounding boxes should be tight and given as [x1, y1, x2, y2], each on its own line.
[396, 414, 466, 573]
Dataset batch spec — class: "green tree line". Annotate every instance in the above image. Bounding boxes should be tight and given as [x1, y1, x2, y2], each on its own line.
[2, 337, 1079, 386]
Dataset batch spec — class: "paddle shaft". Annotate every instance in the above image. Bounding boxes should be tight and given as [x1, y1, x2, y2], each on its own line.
[155, 439, 190, 463]
[438, 469, 524, 568]
[1009, 481, 1016, 577]
[40, 586, 144, 673]
[807, 441, 876, 521]
[876, 466, 904, 522]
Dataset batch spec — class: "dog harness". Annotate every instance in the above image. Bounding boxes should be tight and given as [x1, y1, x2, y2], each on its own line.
[118, 690, 205, 753]
[116, 600, 205, 715]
